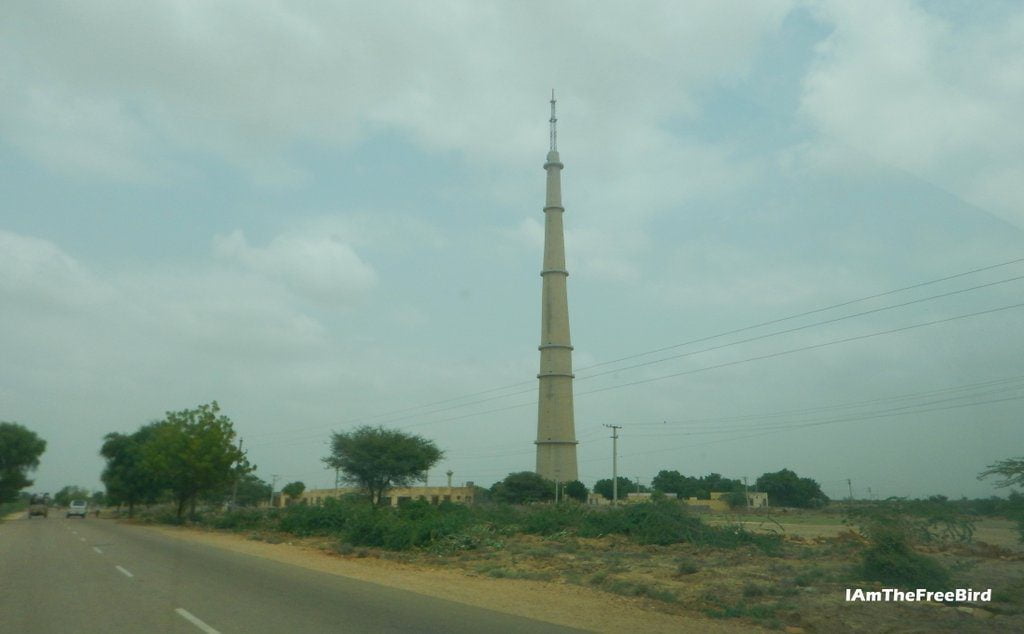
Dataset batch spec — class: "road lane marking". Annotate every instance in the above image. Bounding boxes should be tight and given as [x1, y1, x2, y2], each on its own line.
[93, 546, 103, 554]
[175, 608, 221, 634]
[115, 565, 134, 578]
[80, 537, 86, 542]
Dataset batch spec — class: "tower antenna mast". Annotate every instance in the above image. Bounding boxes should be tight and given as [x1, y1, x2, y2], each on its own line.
[549, 89, 557, 151]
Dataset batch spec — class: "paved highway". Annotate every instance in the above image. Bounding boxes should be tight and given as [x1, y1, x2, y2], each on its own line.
[0, 514, 584, 633]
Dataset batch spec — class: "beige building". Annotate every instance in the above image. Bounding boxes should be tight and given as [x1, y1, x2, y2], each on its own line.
[582, 491, 768, 511]
[275, 485, 477, 509]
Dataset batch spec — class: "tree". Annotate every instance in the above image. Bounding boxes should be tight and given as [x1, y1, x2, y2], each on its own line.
[100, 425, 164, 517]
[282, 481, 306, 504]
[322, 426, 442, 507]
[723, 490, 749, 510]
[978, 457, 1024, 489]
[54, 485, 92, 507]
[144, 402, 250, 518]
[232, 473, 272, 507]
[756, 469, 829, 508]
[563, 480, 588, 503]
[651, 470, 743, 499]
[490, 472, 555, 504]
[594, 476, 636, 501]
[652, 470, 699, 497]
[0, 422, 46, 504]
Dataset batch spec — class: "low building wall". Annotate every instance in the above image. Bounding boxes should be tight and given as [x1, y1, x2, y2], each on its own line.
[281, 485, 477, 508]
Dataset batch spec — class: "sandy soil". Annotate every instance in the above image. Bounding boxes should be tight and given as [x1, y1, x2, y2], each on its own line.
[146, 524, 762, 633]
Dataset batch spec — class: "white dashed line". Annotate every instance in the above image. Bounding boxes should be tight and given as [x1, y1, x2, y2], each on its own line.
[115, 565, 133, 578]
[175, 608, 220, 634]
[93, 546, 103, 554]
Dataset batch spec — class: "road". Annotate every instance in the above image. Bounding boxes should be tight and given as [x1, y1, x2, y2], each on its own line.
[0, 514, 585, 633]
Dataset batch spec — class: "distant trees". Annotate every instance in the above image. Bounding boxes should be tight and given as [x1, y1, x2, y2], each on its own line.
[100, 424, 164, 517]
[756, 469, 829, 508]
[563, 480, 588, 503]
[651, 470, 743, 499]
[323, 426, 442, 507]
[490, 472, 555, 504]
[282, 481, 306, 503]
[54, 485, 92, 507]
[99, 402, 251, 518]
[0, 422, 46, 504]
[593, 476, 638, 500]
[232, 473, 272, 507]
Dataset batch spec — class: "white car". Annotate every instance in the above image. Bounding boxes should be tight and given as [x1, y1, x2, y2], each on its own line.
[66, 500, 88, 519]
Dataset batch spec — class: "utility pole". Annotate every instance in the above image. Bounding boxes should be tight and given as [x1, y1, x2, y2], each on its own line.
[604, 424, 621, 505]
[847, 478, 854, 502]
[269, 474, 279, 508]
[743, 476, 749, 510]
[230, 437, 243, 508]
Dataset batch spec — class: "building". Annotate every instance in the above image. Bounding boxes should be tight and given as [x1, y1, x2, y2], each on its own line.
[274, 485, 478, 508]
[535, 92, 578, 483]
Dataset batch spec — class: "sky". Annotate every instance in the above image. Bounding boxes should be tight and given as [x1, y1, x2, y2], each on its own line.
[2, 1, 1022, 502]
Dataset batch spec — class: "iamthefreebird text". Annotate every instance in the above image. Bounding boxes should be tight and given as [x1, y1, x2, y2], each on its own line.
[846, 588, 992, 602]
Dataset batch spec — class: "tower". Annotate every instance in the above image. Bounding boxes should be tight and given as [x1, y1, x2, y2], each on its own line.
[535, 91, 578, 482]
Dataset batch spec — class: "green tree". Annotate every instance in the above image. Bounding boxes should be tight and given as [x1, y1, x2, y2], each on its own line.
[0, 422, 46, 504]
[144, 402, 250, 518]
[651, 470, 743, 499]
[756, 469, 829, 508]
[282, 481, 306, 504]
[232, 473, 272, 507]
[100, 425, 164, 517]
[322, 426, 442, 507]
[978, 457, 1024, 489]
[723, 490, 749, 510]
[490, 472, 555, 504]
[652, 470, 699, 497]
[593, 476, 636, 500]
[54, 485, 92, 507]
[563, 480, 588, 503]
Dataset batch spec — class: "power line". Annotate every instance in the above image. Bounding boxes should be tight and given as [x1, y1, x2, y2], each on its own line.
[624, 375, 1024, 433]
[573, 301, 1024, 400]
[246, 256, 1023, 443]
[250, 300, 1024, 450]
[574, 274, 1024, 383]
[586, 393, 1023, 463]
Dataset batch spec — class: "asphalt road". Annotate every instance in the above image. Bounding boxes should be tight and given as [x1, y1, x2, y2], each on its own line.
[0, 513, 585, 633]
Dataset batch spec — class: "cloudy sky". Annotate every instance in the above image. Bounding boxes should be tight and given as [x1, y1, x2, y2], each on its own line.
[3, 1, 1022, 501]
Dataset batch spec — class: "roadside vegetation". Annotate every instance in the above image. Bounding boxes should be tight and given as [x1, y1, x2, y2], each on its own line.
[0, 421, 46, 505]
[92, 419, 1024, 631]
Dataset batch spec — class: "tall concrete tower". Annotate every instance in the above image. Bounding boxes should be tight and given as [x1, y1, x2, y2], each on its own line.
[535, 92, 578, 483]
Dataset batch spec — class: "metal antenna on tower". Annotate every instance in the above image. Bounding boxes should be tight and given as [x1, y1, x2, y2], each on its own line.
[549, 89, 557, 151]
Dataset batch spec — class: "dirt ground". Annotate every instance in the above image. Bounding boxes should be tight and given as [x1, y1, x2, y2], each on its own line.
[145, 512, 1024, 633]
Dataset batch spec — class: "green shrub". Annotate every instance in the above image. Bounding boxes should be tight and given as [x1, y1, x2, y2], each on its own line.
[278, 498, 350, 536]
[858, 522, 951, 588]
[518, 504, 586, 535]
[206, 508, 270, 531]
[847, 504, 952, 588]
